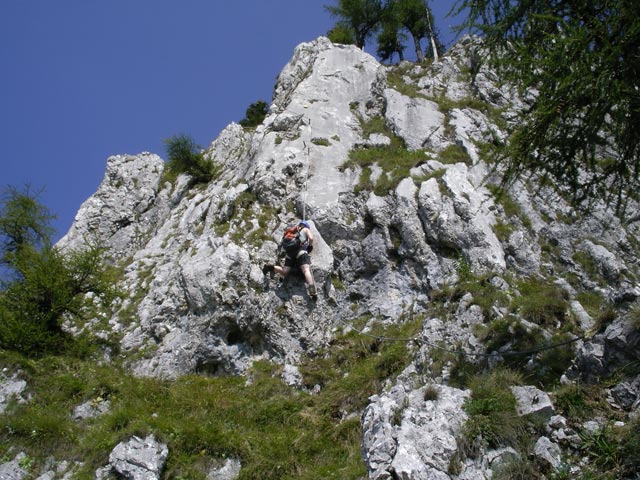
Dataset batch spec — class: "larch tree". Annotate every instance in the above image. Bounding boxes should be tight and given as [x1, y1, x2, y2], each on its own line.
[392, 0, 441, 62]
[325, 0, 385, 49]
[455, 0, 640, 217]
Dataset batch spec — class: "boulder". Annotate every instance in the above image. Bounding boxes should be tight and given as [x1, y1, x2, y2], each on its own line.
[208, 458, 241, 480]
[102, 435, 168, 480]
[533, 436, 562, 469]
[0, 373, 27, 413]
[511, 385, 555, 420]
[362, 369, 471, 480]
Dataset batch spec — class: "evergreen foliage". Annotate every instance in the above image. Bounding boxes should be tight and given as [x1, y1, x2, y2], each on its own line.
[390, 0, 439, 62]
[239, 100, 268, 129]
[325, 0, 385, 49]
[325, 0, 441, 61]
[0, 186, 120, 355]
[455, 0, 640, 216]
[0, 185, 55, 268]
[163, 134, 217, 185]
[327, 22, 358, 45]
[376, 11, 406, 62]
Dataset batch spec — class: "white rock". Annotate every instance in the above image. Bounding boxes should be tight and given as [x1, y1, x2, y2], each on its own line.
[0, 374, 27, 413]
[511, 385, 555, 419]
[107, 435, 168, 480]
[534, 436, 562, 469]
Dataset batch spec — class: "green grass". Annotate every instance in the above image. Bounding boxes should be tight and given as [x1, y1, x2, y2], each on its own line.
[342, 113, 429, 196]
[343, 145, 428, 196]
[310, 137, 330, 146]
[386, 66, 426, 99]
[575, 291, 607, 318]
[572, 250, 602, 283]
[0, 319, 420, 479]
[493, 220, 516, 242]
[436, 144, 473, 166]
[511, 277, 570, 329]
[486, 184, 532, 229]
[461, 368, 529, 453]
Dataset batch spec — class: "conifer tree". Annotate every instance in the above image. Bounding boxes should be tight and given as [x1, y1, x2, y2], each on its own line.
[0, 186, 119, 355]
[325, 0, 385, 49]
[456, 0, 640, 215]
[392, 0, 440, 62]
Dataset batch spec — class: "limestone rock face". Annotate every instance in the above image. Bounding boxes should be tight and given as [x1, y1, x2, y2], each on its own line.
[362, 376, 470, 480]
[53, 34, 640, 479]
[384, 89, 446, 150]
[57, 153, 164, 260]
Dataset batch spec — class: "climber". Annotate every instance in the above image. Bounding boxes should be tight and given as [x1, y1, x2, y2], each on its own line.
[263, 220, 317, 300]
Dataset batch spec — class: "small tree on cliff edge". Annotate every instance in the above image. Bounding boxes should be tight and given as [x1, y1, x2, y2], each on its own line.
[325, 0, 441, 62]
[325, 0, 385, 49]
[239, 100, 268, 129]
[391, 0, 441, 62]
[0, 186, 120, 355]
[164, 134, 217, 185]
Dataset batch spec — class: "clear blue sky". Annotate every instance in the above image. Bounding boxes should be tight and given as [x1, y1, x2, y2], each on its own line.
[1, 1, 463, 241]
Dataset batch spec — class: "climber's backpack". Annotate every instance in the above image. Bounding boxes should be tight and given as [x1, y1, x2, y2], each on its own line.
[281, 224, 303, 256]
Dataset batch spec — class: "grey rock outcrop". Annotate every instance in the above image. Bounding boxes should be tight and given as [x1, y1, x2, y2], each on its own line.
[48, 33, 640, 479]
[208, 458, 241, 480]
[0, 453, 29, 480]
[511, 385, 555, 420]
[533, 436, 562, 470]
[362, 371, 471, 480]
[98, 435, 168, 480]
[73, 398, 111, 420]
[57, 153, 164, 260]
[384, 89, 446, 150]
[0, 372, 27, 413]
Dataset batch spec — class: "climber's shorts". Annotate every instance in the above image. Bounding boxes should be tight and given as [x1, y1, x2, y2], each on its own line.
[284, 250, 311, 268]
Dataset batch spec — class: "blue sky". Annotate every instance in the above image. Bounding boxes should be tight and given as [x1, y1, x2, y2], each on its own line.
[1, 1, 463, 241]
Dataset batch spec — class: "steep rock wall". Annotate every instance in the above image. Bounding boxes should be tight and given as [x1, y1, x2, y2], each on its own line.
[55, 35, 640, 479]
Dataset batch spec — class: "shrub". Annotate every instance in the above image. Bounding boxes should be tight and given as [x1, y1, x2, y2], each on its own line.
[621, 416, 640, 476]
[512, 277, 569, 328]
[631, 303, 640, 331]
[462, 369, 528, 452]
[163, 134, 218, 185]
[327, 23, 356, 45]
[492, 457, 542, 480]
[581, 426, 622, 473]
[311, 137, 330, 146]
[554, 383, 596, 420]
[0, 187, 121, 356]
[423, 384, 439, 401]
[239, 100, 268, 129]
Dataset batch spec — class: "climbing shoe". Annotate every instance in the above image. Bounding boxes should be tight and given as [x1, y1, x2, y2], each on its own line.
[308, 284, 317, 300]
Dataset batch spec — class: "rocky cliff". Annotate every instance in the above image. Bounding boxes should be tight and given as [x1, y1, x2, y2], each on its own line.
[3, 36, 640, 479]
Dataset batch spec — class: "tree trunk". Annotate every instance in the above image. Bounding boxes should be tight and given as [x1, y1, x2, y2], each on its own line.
[412, 35, 424, 62]
[425, 7, 439, 62]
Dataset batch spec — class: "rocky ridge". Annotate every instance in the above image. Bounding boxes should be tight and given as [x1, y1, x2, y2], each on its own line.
[2, 35, 640, 479]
